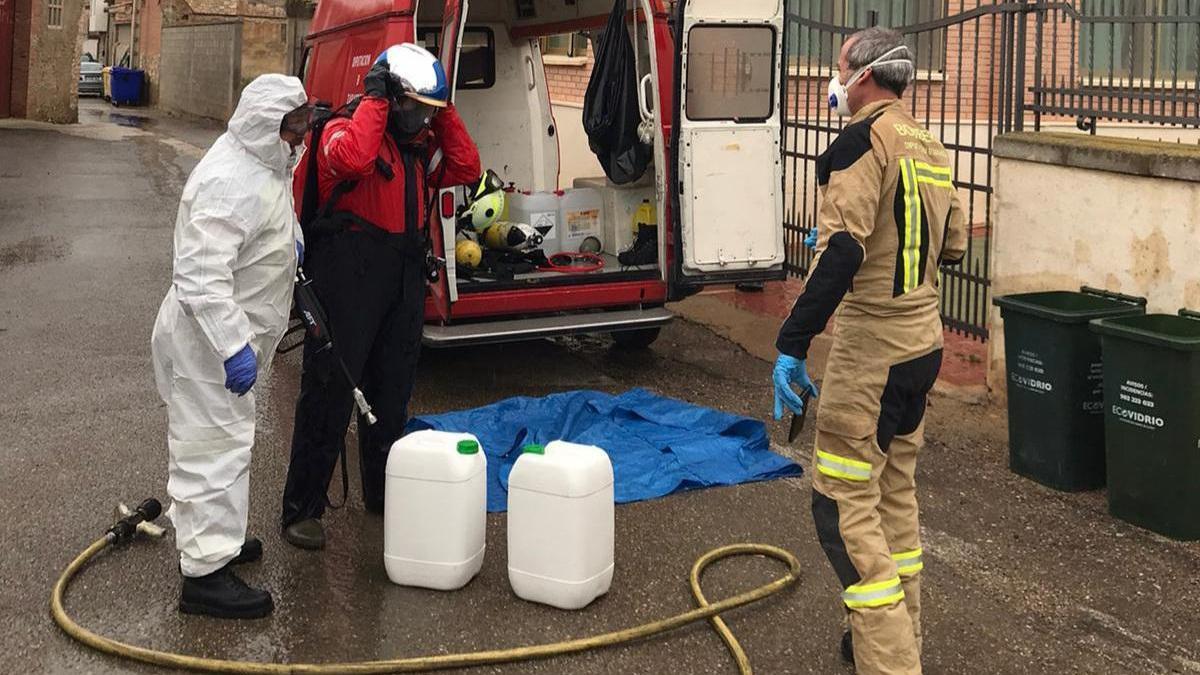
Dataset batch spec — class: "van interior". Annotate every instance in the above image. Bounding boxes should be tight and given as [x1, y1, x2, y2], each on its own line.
[413, 0, 665, 297]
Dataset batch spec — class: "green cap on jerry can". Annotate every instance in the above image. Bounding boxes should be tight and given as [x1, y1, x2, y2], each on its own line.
[521, 444, 545, 455]
[457, 439, 480, 455]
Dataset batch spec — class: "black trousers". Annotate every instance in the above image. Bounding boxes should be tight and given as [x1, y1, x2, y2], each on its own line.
[281, 230, 426, 526]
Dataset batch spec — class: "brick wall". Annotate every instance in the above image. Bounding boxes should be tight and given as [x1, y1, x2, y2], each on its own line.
[158, 21, 241, 120]
[9, 0, 34, 118]
[545, 59, 593, 106]
[138, 0, 163, 102]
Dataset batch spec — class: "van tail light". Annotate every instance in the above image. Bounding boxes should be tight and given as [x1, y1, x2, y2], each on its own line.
[440, 192, 455, 220]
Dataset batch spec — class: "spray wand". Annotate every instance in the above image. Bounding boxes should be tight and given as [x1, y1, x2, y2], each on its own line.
[294, 267, 377, 425]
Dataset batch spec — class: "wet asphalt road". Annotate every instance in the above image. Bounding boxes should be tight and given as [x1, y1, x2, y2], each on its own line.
[2, 105, 1198, 674]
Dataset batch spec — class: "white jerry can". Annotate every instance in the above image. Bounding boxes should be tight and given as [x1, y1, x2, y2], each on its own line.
[509, 190, 562, 255]
[558, 187, 603, 254]
[507, 441, 615, 610]
[384, 430, 487, 590]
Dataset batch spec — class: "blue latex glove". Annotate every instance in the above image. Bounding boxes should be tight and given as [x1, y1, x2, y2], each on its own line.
[804, 228, 819, 250]
[296, 240, 304, 266]
[773, 353, 819, 420]
[223, 344, 258, 396]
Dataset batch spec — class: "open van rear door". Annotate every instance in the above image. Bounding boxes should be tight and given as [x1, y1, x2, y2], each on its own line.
[427, 0, 470, 319]
[672, 0, 785, 286]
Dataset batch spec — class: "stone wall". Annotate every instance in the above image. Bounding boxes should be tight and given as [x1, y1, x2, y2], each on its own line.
[239, 15, 286, 88]
[21, 0, 86, 122]
[987, 132, 1200, 399]
[158, 20, 241, 120]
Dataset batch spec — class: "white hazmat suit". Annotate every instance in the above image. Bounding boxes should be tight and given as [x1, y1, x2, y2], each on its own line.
[152, 74, 307, 577]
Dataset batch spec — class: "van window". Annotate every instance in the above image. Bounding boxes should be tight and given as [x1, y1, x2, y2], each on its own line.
[685, 25, 776, 122]
[418, 26, 497, 90]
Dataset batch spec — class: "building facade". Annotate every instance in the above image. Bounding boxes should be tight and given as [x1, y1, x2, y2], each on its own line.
[1, 0, 87, 121]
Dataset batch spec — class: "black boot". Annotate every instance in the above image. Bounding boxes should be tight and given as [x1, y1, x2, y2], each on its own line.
[840, 630, 854, 664]
[283, 518, 326, 550]
[618, 224, 658, 267]
[180, 566, 273, 619]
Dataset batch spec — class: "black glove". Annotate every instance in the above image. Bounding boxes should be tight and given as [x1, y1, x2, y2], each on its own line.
[364, 62, 392, 100]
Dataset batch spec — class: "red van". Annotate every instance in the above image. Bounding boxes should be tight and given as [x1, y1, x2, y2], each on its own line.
[299, 0, 786, 348]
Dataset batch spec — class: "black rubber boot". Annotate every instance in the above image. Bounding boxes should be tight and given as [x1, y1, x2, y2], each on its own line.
[283, 518, 326, 550]
[841, 629, 855, 665]
[230, 537, 263, 565]
[618, 224, 658, 267]
[179, 566, 273, 619]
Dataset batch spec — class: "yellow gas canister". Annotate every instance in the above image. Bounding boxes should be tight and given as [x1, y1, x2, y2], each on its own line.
[633, 199, 656, 234]
[455, 238, 483, 269]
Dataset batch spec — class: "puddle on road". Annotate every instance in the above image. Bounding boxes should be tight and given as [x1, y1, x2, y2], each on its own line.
[0, 236, 68, 269]
[78, 105, 155, 130]
[109, 112, 152, 129]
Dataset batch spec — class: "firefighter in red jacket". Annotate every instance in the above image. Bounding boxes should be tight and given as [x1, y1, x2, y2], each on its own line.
[281, 43, 481, 549]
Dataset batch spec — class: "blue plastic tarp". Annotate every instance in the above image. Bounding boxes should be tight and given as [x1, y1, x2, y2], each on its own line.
[405, 389, 803, 512]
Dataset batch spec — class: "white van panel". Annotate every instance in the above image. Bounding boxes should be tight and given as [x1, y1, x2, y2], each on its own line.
[454, 29, 559, 192]
[685, 0, 781, 21]
[676, 0, 785, 280]
[681, 127, 783, 273]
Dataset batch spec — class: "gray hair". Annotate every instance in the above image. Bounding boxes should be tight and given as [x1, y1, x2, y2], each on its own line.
[846, 27, 914, 97]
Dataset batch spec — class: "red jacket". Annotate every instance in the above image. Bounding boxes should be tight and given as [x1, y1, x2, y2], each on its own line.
[299, 96, 481, 234]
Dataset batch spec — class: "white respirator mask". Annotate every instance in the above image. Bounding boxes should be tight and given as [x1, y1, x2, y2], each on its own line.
[827, 45, 913, 117]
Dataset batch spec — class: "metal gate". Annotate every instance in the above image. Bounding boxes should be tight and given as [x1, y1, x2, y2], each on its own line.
[780, 0, 1200, 341]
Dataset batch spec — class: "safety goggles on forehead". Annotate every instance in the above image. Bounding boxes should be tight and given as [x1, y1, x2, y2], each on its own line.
[396, 96, 436, 116]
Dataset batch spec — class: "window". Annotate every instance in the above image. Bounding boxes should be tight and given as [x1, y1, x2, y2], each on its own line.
[786, 0, 945, 72]
[47, 0, 63, 28]
[417, 27, 497, 90]
[686, 25, 777, 122]
[540, 33, 591, 58]
[1080, 0, 1199, 82]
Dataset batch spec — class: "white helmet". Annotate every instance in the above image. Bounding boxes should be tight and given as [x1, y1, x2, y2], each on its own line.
[375, 43, 449, 108]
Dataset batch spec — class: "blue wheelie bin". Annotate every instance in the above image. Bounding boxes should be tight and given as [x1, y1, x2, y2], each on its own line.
[110, 68, 145, 106]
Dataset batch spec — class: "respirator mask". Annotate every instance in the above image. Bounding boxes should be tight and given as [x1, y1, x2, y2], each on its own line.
[389, 97, 436, 140]
[827, 45, 913, 117]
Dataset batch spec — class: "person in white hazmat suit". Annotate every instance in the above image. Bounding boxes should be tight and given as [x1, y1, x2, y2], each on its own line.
[151, 74, 312, 619]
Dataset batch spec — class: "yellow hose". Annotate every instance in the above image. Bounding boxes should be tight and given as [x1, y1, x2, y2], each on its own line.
[51, 537, 801, 674]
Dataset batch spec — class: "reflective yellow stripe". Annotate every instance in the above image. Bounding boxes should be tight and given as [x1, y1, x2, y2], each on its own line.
[892, 548, 924, 576]
[900, 159, 922, 293]
[913, 160, 953, 188]
[843, 576, 905, 609]
[815, 450, 872, 482]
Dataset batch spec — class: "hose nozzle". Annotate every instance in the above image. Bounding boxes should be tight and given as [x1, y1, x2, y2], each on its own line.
[108, 498, 164, 545]
[353, 388, 377, 426]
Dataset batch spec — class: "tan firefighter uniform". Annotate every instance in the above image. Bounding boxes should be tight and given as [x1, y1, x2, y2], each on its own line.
[776, 98, 968, 674]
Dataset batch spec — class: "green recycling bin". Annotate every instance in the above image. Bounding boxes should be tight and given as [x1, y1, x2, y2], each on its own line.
[1090, 310, 1200, 540]
[993, 288, 1146, 491]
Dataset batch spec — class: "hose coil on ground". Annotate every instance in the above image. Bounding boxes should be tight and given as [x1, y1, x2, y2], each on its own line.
[52, 538, 801, 674]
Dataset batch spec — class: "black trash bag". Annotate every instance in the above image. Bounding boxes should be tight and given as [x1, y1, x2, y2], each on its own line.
[583, 0, 650, 185]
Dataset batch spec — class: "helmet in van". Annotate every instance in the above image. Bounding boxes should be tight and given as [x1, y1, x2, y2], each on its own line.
[458, 169, 506, 231]
[375, 43, 449, 108]
[462, 190, 505, 231]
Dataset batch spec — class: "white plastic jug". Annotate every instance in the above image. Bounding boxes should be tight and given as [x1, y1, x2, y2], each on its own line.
[507, 441, 614, 610]
[509, 190, 562, 255]
[558, 188, 603, 254]
[572, 177, 655, 256]
[384, 430, 487, 590]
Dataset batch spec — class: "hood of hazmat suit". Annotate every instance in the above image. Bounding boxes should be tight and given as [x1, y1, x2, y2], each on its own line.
[150, 74, 307, 578]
